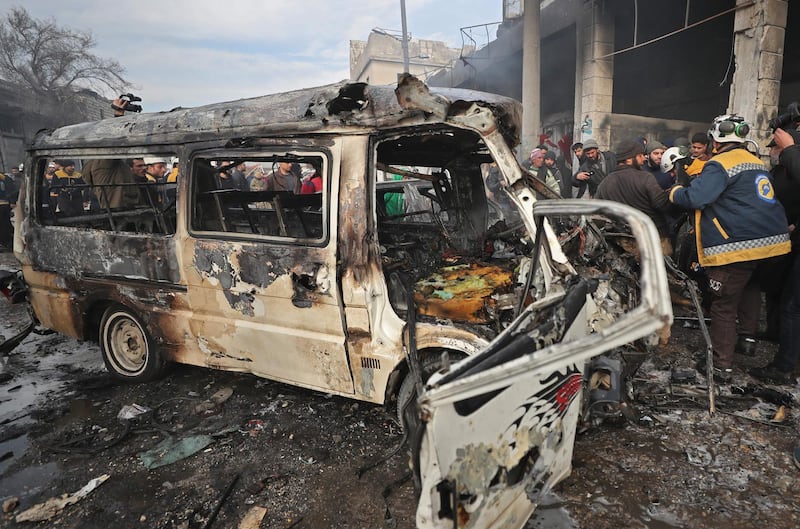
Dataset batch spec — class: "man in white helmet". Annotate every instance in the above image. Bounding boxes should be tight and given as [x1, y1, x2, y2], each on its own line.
[143, 156, 168, 207]
[668, 115, 791, 382]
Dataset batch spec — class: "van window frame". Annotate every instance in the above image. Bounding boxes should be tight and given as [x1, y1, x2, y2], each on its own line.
[30, 149, 179, 236]
[186, 147, 331, 248]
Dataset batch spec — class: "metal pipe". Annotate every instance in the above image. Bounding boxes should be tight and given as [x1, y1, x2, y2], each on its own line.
[400, 0, 410, 74]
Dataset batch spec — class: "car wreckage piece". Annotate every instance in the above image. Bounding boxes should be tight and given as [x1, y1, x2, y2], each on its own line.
[406, 201, 672, 529]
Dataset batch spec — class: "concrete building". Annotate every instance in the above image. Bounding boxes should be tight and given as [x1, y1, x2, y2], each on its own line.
[428, 0, 796, 159]
[350, 29, 462, 85]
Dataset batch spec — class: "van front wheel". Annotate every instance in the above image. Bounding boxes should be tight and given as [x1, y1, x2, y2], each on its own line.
[397, 351, 464, 430]
[100, 305, 164, 381]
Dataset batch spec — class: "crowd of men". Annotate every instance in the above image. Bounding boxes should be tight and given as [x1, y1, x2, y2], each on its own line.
[526, 115, 798, 388]
[522, 114, 800, 468]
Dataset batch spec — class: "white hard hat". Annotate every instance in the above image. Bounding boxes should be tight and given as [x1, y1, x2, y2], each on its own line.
[660, 146, 687, 173]
[708, 114, 750, 144]
[143, 156, 167, 165]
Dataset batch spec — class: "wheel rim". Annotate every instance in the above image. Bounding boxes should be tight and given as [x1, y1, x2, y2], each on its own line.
[106, 313, 148, 375]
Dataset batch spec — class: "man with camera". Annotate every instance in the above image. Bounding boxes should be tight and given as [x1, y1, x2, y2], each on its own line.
[668, 114, 791, 382]
[112, 93, 142, 116]
[82, 94, 144, 209]
[573, 138, 615, 198]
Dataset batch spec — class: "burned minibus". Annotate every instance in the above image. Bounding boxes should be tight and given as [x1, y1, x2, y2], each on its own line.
[10, 74, 672, 528]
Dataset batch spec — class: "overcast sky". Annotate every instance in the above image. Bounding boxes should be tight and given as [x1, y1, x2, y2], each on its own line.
[1, 1, 502, 112]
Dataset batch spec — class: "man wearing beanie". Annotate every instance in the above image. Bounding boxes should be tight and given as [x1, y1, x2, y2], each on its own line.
[644, 140, 673, 189]
[595, 139, 675, 246]
[543, 151, 571, 198]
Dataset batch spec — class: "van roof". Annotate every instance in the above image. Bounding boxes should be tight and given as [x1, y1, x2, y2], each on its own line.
[32, 78, 521, 151]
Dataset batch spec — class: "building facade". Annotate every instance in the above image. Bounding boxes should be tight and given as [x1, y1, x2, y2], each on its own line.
[350, 29, 462, 85]
[428, 0, 796, 158]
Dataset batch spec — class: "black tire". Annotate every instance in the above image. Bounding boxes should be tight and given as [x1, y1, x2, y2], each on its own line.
[99, 304, 165, 381]
[396, 350, 464, 429]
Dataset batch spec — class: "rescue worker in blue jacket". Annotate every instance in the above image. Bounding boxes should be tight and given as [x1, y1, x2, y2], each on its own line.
[669, 114, 791, 382]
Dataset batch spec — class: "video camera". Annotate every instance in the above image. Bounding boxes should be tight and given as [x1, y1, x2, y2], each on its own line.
[768, 101, 799, 132]
[116, 93, 143, 113]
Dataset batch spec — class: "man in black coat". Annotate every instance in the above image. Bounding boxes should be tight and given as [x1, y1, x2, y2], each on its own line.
[594, 139, 674, 250]
[750, 127, 800, 384]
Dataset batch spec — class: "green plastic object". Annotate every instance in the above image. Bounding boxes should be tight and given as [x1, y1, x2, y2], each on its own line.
[139, 435, 213, 469]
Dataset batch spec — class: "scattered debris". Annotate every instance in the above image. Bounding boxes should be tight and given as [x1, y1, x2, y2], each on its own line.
[284, 516, 304, 528]
[772, 405, 787, 423]
[244, 419, 266, 436]
[670, 367, 696, 384]
[15, 474, 110, 523]
[685, 445, 712, 467]
[238, 505, 267, 529]
[2, 496, 19, 513]
[731, 384, 796, 407]
[202, 473, 239, 529]
[245, 472, 291, 495]
[43, 420, 132, 455]
[195, 387, 234, 416]
[139, 435, 214, 469]
[117, 403, 151, 421]
[211, 424, 241, 437]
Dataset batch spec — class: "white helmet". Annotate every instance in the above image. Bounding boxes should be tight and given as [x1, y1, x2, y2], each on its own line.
[707, 114, 750, 144]
[661, 146, 687, 173]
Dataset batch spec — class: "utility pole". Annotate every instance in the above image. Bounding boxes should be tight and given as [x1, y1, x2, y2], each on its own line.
[520, 0, 541, 160]
[400, 0, 410, 74]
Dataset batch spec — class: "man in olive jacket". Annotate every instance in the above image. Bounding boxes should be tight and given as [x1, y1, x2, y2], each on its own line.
[669, 115, 791, 381]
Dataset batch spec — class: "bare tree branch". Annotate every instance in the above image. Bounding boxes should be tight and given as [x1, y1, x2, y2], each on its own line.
[0, 6, 130, 97]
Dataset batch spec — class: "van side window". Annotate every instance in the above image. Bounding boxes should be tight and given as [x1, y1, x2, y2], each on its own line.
[190, 156, 325, 241]
[35, 155, 178, 235]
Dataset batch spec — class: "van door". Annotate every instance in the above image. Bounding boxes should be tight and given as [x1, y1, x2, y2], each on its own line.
[410, 201, 673, 529]
[180, 146, 355, 395]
